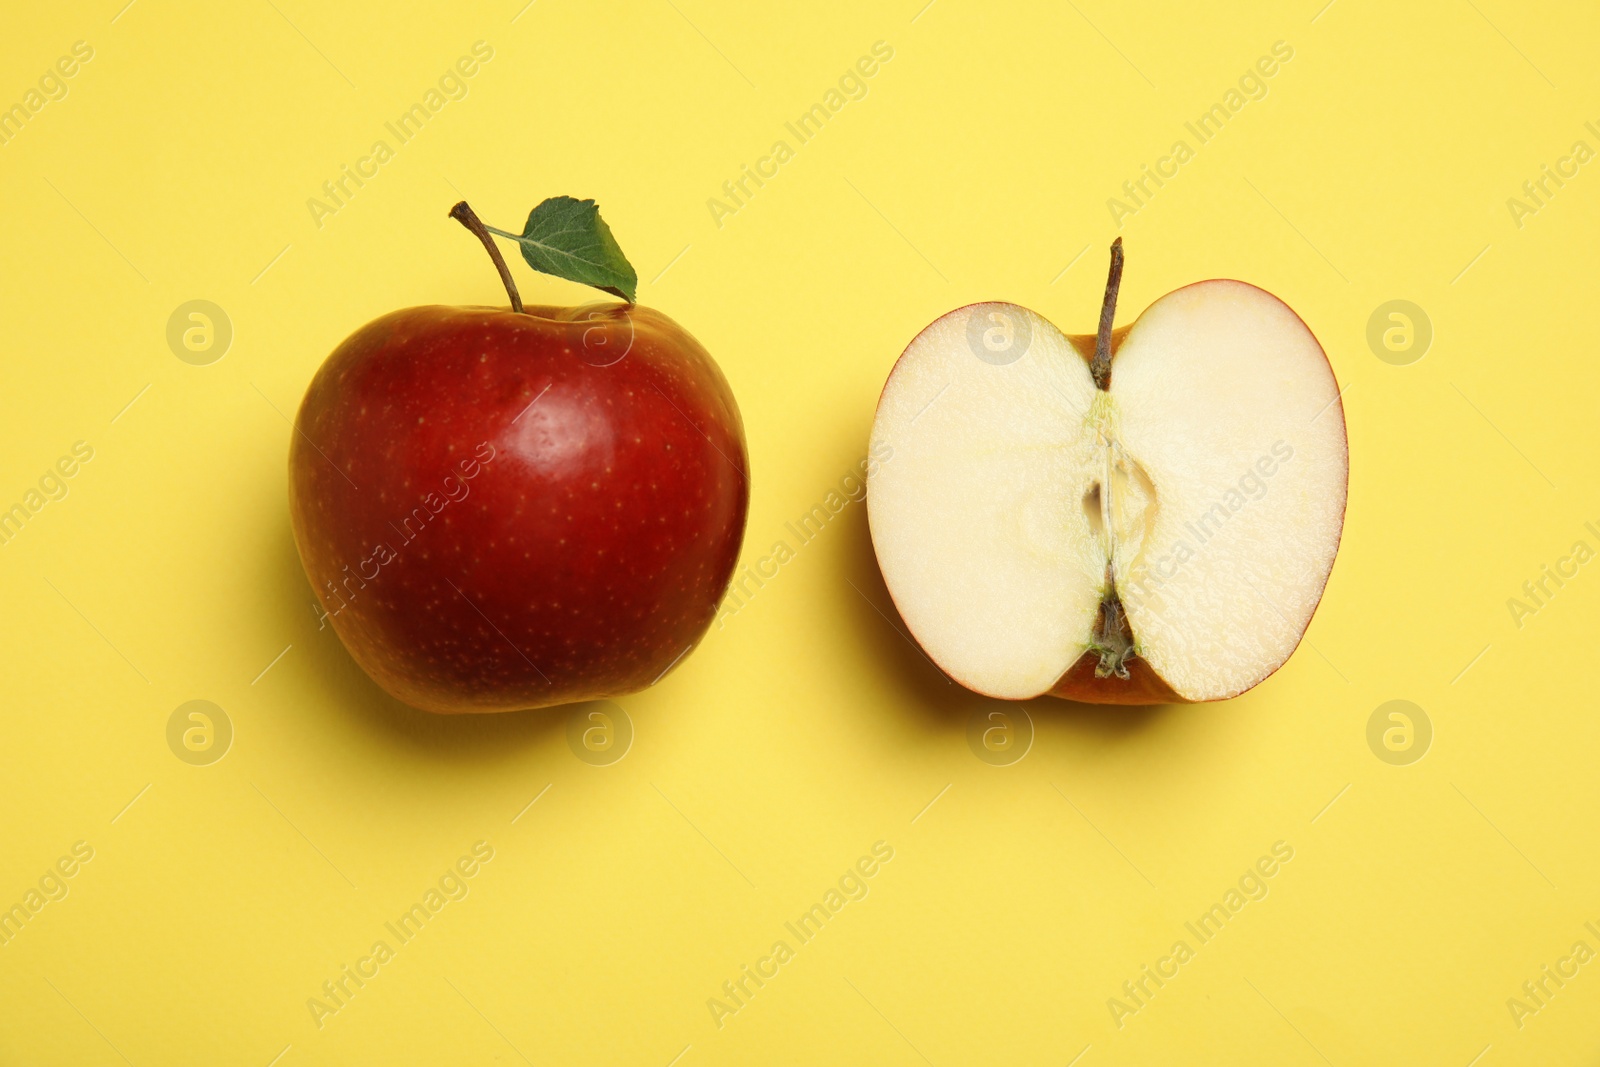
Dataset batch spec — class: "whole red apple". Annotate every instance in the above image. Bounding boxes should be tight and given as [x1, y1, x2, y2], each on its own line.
[289, 200, 748, 713]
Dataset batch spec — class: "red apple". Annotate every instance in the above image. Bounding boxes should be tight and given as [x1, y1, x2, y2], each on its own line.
[289, 201, 748, 713]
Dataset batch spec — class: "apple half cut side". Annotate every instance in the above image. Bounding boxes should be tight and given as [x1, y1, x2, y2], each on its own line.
[866, 243, 1348, 704]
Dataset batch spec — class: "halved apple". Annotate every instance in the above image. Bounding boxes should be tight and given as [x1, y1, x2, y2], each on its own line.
[866, 241, 1347, 704]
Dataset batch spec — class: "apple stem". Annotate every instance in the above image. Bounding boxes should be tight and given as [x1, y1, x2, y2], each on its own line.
[1090, 237, 1123, 391]
[449, 201, 524, 314]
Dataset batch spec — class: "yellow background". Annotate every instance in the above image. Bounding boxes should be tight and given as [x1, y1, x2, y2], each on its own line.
[2, 0, 1597, 1063]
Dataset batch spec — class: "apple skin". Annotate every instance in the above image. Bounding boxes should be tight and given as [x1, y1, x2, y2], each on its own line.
[289, 302, 749, 714]
[1047, 655, 1185, 704]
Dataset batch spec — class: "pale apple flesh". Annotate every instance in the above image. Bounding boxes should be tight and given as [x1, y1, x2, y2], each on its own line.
[867, 280, 1348, 704]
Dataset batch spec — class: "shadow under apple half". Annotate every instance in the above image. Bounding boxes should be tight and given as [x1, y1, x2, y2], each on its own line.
[866, 241, 1348, 704]
[290, 199, 748, 714]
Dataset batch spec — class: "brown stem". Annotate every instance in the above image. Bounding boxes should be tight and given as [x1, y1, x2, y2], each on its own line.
[449, 201, 523, 314]
[1090, 237, 1123, 391]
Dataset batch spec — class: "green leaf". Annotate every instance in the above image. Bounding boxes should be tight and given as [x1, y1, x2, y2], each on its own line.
[496, 196, 638, 302]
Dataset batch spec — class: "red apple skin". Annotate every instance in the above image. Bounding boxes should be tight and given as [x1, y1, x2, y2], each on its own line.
[1048, 651, 1187, 705]
[289, 303, 749, 714]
